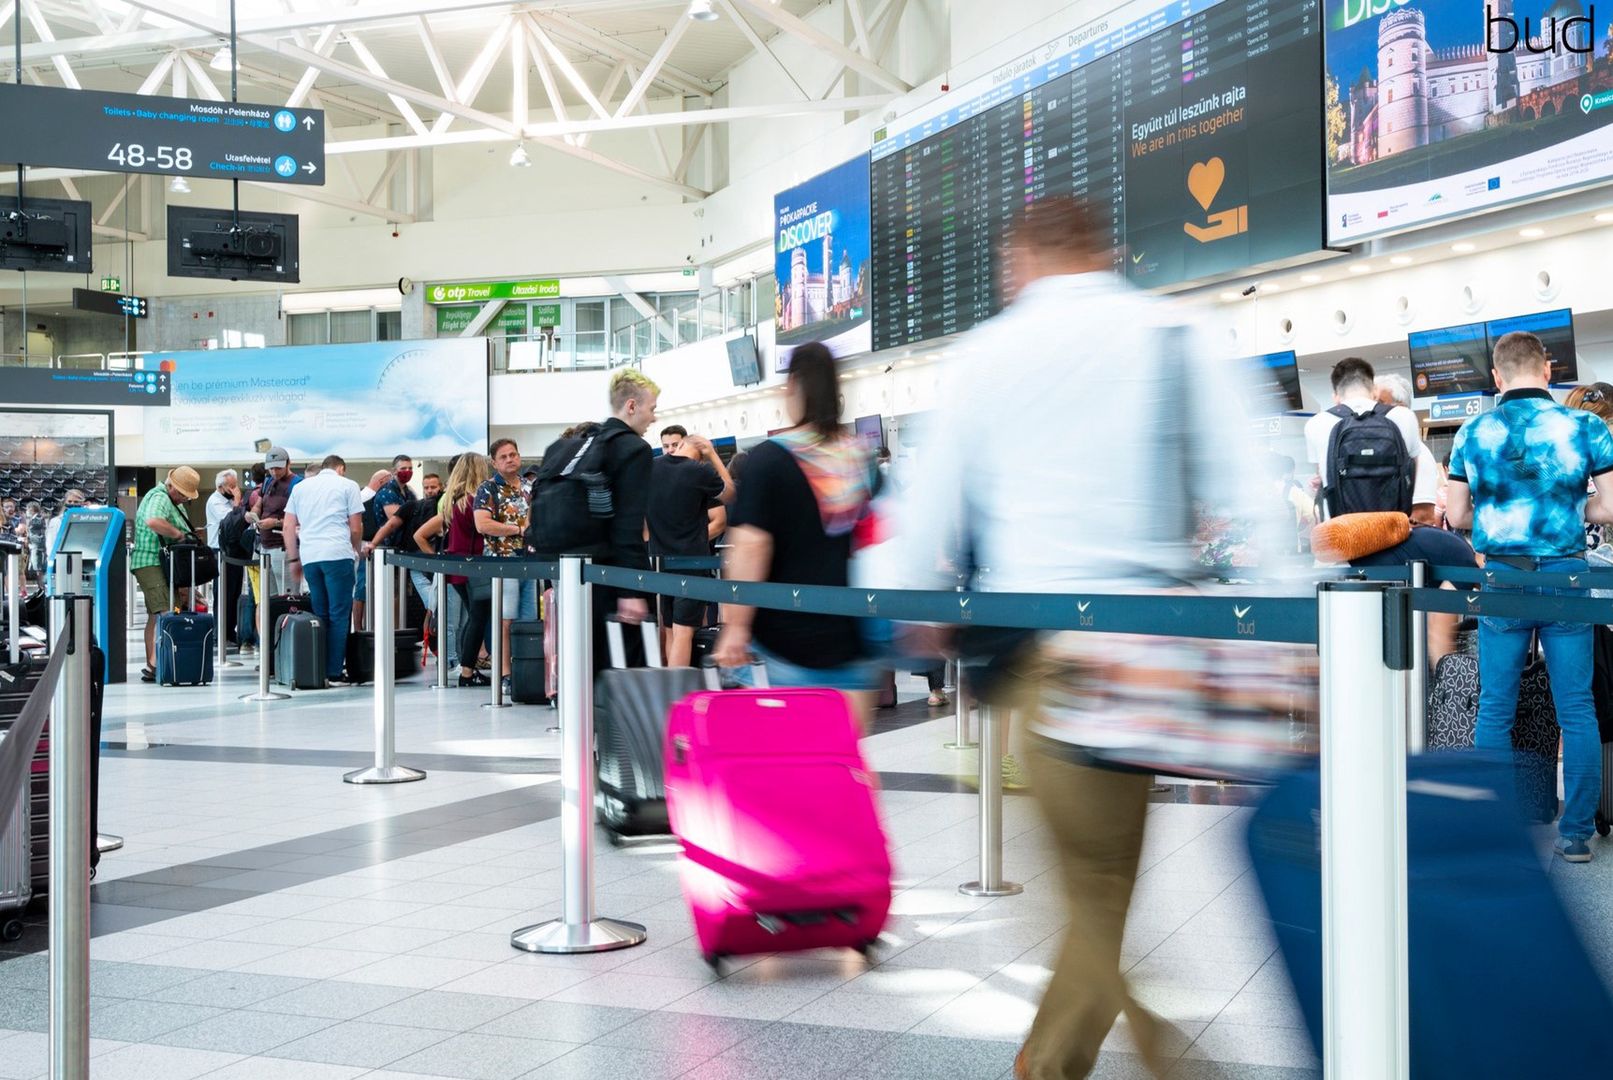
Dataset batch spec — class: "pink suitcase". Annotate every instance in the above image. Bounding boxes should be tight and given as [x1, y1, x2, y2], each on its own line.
[664, 686, 892, 969]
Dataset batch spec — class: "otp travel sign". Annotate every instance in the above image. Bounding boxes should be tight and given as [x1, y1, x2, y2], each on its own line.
[425, 280, 561, 304]
[1325, 0, 1613, 243]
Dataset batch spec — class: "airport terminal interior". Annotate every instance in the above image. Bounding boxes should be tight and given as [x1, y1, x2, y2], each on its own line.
[8, 0, 1613, 1078]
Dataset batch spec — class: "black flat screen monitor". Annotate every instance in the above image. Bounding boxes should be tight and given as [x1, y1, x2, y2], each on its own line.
[854, 415, 884, 449]
[0, 196, 92, 274]
[1409, 322, 1492, 397]
[1241, 351, 1303, 416]
[726, 335, 762, 386]
[710, 435, 738, 464]
[1485, 308, 1578, 384]
[167, 206, 300, 283]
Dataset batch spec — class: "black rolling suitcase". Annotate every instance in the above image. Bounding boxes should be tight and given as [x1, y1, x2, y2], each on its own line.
[1426, 640, 1559, 823]
[155, 551, 215, 686]
[347, 563, 421, 684]
[595, 617, 701, 843]
[1592, 624, 1613, 836]
[274, 612, 326, 690]
[264, 592, 311, 678]
[510, 620, 548, 704]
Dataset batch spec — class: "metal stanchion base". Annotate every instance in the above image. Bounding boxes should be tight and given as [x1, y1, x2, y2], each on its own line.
[943, 739, 980, 750]
[96, 833, 123, 853]
[239, 690, 291, 702]
[510, 917, 646, 954]
[959, 880, 1023, 898]
[343, 765, 427, 785]
[218, 659, 243, 669]
[482, 702, 511, 709]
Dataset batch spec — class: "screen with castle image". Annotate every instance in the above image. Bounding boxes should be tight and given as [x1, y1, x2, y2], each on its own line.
[773, 155, 872, 371]
[1327, 0, 1613, 243]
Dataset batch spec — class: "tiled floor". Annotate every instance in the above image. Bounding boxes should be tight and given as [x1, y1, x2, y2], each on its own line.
[3, 635, 1407, 1079]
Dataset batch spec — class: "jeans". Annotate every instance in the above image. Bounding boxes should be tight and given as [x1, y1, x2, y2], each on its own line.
[500, 577, 537, 622]
[410, 571, 436, 612]
[1477, 556, 1602, 841]
[302, 558, 356, 681]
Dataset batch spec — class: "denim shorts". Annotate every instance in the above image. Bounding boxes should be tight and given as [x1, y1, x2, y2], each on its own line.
[751, 643, 880, 692]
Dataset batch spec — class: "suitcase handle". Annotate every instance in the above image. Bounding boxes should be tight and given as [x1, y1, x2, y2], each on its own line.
[604, 614, 662, 669]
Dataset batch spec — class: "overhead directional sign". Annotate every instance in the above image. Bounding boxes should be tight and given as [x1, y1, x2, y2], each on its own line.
[73, 287, 148, 319]
[0, 367, 170, 408]
[0, 83, 324, 185]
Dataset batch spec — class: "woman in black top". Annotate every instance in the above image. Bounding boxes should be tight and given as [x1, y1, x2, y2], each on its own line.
[713, 344, 879, 728]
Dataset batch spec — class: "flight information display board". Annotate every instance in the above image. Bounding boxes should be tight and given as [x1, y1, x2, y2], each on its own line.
[871, 0, 1323, 351]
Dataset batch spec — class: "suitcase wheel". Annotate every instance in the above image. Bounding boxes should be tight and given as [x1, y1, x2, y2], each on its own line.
[1, 919, 21, 943]
[1598, 811, 1610, 838]
[704, 953, 724, 975]
[856, 939, 879, 960]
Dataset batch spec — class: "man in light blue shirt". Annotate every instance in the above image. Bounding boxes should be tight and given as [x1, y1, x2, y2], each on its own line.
[1447, 330, 1613, 862]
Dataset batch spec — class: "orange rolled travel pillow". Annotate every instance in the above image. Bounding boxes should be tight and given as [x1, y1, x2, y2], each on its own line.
[1311, 511, 1411, 565]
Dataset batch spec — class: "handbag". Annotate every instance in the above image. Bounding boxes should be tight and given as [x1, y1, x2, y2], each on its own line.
[162, 539, 219, 589]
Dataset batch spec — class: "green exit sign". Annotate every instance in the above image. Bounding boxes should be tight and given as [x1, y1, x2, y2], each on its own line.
[682, 268, 695, 277]
[100, 276, 120, 292]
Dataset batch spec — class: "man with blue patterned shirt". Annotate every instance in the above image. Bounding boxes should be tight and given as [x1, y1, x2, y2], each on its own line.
[1447, 330, 1613, 863]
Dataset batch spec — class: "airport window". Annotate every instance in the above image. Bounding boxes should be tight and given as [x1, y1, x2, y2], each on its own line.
[377, 310, 403, 341]
[328, 310, 373, 344]
[286, 312, 329, 346]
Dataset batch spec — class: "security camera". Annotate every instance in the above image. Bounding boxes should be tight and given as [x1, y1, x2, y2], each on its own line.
[1241, 283, 1260, 297]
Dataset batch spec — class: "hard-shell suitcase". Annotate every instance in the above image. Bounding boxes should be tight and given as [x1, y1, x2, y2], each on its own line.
[664, 680, 892, 968]
[346, 564, 421, 683]
[1426, 649, 1559, 822]
[264, 593, 311, 677]
[510, 619, 549, 705]
[542, 587, 558, 701]
[1, 782, 31, 942]
[156, 551, 215, 686]
[274, 612, 326, 690]
[1247, 753, 1613, 1077]
[595, 618, 697, 841]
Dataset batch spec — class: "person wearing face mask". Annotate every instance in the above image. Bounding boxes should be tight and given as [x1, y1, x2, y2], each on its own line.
[131, 467, 203, 682]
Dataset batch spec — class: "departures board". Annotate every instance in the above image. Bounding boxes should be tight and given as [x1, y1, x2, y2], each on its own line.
[870, 0, 1323, 351]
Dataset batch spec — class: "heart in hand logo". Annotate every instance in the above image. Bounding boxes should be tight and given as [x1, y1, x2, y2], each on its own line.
[1183, 156, 1247, 244]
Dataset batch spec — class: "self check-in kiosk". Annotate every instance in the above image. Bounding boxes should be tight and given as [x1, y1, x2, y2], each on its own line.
[47, 507, 126, 683]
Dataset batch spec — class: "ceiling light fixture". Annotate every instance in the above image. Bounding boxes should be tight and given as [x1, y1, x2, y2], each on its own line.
[509, 142, 531, 168]
[1390, 255, 1413, 266]
[1218, 290, 1240, 301]
[209, 45, 233, 72]
[1518, 227, 1545, 238]
[688, 0, 720, 21]
[169, 176, 190, 195]
[1595, 212, 1613, 223]
[1348, 263, 1371, 274]
[1451, 242, 1476, 253]
[1301, 273, 1322, 284]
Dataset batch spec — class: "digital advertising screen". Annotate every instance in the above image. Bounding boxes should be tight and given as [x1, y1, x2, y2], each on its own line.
[870, 0, 1325, 351]
[774, 156, 872, 369]
[1326, 1, 1613, 244]
[1485, 307, 1579, 382]
[143, 338, 490, 464]
[1409, 321, 1493, 395]
[1241, 351, 1306, 415]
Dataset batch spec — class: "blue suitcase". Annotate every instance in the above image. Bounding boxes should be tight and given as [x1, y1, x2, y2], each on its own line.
[1247, 753, 1613, 1077]
[155, 549, 214, 687]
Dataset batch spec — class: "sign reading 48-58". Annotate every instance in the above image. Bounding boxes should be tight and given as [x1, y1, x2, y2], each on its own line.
[0, 83, 324, 185]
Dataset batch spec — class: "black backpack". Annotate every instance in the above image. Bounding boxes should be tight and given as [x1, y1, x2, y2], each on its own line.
[527, 427, 628, 557]
[389, 496, 440, 551]
[1320, 402, 1414, 517]
[217, 503, 256, 562]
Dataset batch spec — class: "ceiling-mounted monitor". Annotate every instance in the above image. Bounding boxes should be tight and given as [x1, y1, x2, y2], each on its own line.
[1485, 307, 1578, 383]
[1240, 351, 1304, 416]
[726, 334, 762, 387]
[1409, 321, 1493, 397]
[0, 197, 92, 274]
[167, 206, 299, 283]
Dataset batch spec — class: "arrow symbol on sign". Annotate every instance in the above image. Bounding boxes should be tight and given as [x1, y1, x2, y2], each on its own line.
[302, 162, 318, 174]
[302, 116, 315, 130]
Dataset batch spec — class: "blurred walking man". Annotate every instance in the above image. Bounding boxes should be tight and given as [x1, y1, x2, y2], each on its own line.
[899, 196, 1276, 1079]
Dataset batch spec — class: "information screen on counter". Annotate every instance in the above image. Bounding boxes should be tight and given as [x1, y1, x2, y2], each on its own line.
[870, 0, 1323, 351]
[1410, 322, 1492, 396]
[0, 83, 325, 184]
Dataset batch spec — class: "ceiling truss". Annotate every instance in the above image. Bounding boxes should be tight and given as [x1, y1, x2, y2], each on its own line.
[1, 0, 913, 218]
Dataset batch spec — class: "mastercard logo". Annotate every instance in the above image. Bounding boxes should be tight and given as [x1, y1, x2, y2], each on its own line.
[159, 359, 177, 373]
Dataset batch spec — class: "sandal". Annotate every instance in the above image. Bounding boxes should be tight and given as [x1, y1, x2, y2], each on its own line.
[139, 667, 157, 683]
[927, 692, 949, 708]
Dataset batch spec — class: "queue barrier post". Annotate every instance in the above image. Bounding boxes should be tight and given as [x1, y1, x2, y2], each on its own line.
[1406, 562, 1427, 754]
[511, 554, 646, 955]
[345, 548, 426, 785]
[1317, 580, 1410, 1080]
[240, 550, 290, 702]
[215, 550, 240, 671]
[5, 550, 19, 665]
[48, 566, 92, 1080]
[433, 571, 450, 690]
[959, 703, 1022, 898]
[943, 666, 977, 751]
[485, 575, 509, 709]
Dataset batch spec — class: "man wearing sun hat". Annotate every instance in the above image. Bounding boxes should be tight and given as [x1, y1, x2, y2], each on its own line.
[131, 465, 202, 682]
